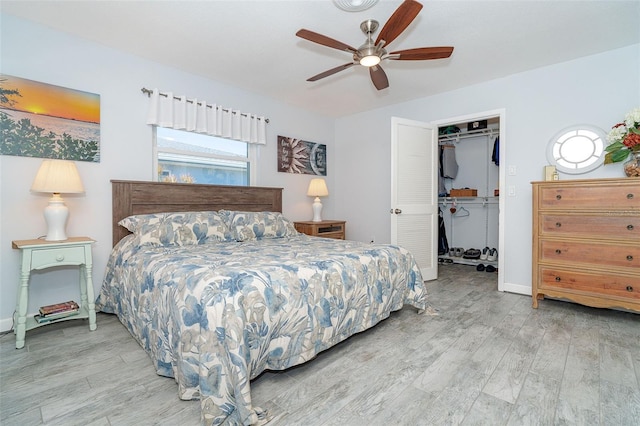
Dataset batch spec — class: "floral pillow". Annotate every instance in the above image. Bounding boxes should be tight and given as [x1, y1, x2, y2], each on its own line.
[220, 210, 299, 242]
[118, 211, 232, 247]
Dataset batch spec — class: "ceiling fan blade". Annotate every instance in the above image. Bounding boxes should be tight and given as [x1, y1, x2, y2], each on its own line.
[375, 0, 423, 47]
[307, 63, 356, 82]
[370, 65, 389, 90]
[389, 46, 454, 60]
[296, 29, 357, 53]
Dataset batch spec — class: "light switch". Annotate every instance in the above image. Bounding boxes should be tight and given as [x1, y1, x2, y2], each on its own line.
[508, 185, 516, 196]
[508, 165, 517, 176]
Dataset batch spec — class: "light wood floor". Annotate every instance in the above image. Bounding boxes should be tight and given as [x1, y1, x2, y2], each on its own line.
[1, 264, 639, 425]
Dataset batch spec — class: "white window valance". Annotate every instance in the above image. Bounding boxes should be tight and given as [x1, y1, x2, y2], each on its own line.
[143, 87, 268, 145]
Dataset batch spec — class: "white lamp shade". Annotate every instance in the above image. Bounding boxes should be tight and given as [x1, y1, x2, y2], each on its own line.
[307, 178, 329, 197]
[31, 159, 85, 194]
[31, 160, 84, 241]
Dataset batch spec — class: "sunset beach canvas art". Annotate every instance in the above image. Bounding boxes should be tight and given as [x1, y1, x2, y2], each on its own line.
[0, 74, 100, 162]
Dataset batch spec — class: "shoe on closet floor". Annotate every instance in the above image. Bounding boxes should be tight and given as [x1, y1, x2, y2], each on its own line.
[463, 248, 481, 259]
[485, 265, 496, 273]
[487, 248, 498, 261]
[480, 247, 490, 260]
[476, 264, 485, 271]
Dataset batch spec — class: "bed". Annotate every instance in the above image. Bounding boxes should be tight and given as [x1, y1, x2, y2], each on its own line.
[97, 180, 429, 425]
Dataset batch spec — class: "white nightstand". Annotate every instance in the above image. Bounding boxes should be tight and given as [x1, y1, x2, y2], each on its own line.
[11, 237, 97, 349]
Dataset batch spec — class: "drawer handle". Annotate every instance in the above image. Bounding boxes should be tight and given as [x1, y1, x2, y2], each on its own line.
[555, 276, 561, 282]
[628, 224, 634, 231]
[627, 286, 634, 292]
[55, 255, 65, 262]
[627, 255, 634, 261]
[628, 193, 634, 199]
[555, 249, 562, 255]
[556, 195, 562, 200]
[555, 222, 562, 228]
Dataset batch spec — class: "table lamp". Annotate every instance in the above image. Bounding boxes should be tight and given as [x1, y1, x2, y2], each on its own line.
[307, 178, 329, 222]
[30, 159, 85, 241]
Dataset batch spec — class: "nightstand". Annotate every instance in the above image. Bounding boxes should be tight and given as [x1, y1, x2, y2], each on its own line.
[294, 220, 346, 239]
[11, 237, 97, 349]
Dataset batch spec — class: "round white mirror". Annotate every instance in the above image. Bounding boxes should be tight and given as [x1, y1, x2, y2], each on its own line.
[546, 125, 607, 174]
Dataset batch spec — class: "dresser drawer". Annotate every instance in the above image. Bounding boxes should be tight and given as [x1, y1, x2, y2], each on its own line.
[539, 266, 640, 300]
[31, 246, 86, 269]
[539, 239, 640, 269]
[539, 213, 640, 241]
[538, 184, 640, 210]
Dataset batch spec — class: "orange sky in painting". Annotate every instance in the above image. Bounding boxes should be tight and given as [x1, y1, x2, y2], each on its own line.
[0, 74, 100, 124]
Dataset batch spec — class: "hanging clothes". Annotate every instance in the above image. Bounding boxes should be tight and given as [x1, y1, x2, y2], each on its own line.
[438, 147, 447, 196]
[438, 207, 449, 255]
[441, 145, 459, 178]
[492, 136, 500, 166]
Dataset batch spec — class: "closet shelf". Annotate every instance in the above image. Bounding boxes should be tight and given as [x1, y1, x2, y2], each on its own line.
[439, 196, 499, 205]
[438, 254, 497, 268]
[439, 127, 498, 142]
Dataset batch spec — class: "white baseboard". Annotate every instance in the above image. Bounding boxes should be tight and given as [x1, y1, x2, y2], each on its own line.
[501, 281, 531, 296]
[0, 317, 15, 334]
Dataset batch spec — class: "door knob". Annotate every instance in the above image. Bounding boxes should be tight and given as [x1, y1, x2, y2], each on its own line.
[394, 208, 402, 214]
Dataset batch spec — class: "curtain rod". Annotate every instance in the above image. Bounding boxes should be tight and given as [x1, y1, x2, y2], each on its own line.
[141, 87, 269, 123]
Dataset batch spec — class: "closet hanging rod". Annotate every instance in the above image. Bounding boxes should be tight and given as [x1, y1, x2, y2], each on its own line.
[140, 87, 270, 123]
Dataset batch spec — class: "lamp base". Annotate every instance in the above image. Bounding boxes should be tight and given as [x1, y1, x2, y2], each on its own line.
[44, 194, 69, 241]
[311, 197, 323, 222]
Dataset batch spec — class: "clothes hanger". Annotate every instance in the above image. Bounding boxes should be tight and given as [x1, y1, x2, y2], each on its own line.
[454, 206, 470, 217]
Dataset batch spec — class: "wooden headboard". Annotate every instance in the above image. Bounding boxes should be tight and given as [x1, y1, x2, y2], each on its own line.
[111, 180, 283, 246]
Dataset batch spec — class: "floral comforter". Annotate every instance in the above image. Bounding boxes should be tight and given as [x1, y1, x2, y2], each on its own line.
[97, 234, 427, 425]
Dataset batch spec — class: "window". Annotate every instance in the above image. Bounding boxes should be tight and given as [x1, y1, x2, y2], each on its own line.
[154, 127, 257, 185]
[546, 125, 607, 174]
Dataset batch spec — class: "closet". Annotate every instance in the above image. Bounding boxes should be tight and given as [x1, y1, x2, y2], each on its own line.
[438, 118, 500, 268]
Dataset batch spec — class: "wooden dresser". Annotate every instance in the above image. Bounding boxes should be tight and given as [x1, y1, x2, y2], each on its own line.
[532, 178, 640, 313]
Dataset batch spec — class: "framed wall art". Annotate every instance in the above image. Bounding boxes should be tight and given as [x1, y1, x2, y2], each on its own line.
[277, 135, 326, 176]
[0, 74, 100, 162]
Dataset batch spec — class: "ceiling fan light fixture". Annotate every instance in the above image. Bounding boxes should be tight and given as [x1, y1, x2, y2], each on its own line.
[360, 55, 381, 67]
[333, 0, 379, 12]
[298, 0, 455, 90]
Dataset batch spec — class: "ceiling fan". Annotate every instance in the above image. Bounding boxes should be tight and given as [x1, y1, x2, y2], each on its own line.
[296, 0, 454, 90]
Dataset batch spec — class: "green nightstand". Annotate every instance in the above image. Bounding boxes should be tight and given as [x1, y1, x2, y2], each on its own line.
[11, 237, 97, 349]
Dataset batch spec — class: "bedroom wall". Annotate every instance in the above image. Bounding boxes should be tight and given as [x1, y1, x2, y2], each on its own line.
[0, 14, 335, 331]
[333, 43, 640, 295]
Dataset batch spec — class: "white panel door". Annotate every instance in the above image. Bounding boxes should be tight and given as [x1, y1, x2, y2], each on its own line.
[391, 117, 438, 280]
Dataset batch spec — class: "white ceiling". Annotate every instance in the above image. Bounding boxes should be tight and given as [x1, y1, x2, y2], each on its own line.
[3, 0, 639, 118]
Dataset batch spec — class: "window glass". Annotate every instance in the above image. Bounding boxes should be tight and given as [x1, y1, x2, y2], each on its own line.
[155, 127, 254, 185]
[546, 125, 606, 174]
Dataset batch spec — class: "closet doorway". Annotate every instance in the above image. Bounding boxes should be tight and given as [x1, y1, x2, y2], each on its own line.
[432, 109, 506, 291]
